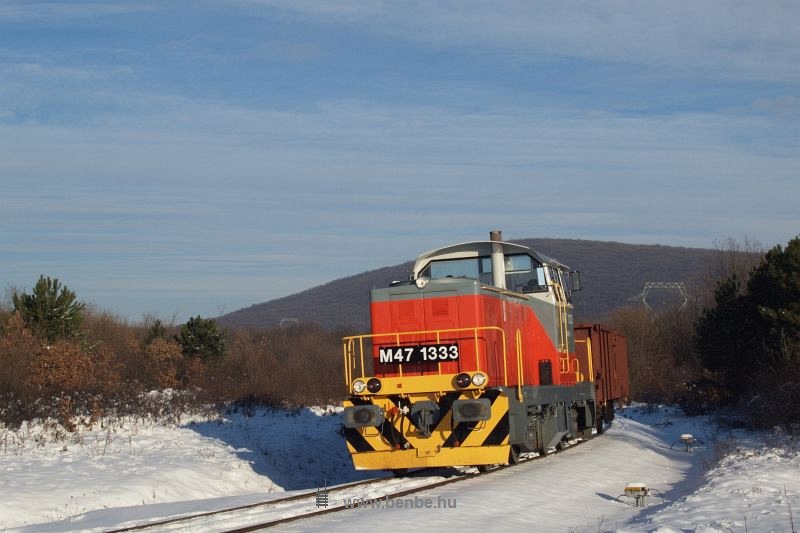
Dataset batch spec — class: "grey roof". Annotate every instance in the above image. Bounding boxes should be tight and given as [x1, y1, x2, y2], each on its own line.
[412, 240, 569, 278]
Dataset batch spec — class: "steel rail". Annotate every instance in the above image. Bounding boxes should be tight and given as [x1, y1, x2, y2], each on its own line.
[105, 475, 395, 532]
[224, 435, 593, 531]
[111, 426, 602, 532]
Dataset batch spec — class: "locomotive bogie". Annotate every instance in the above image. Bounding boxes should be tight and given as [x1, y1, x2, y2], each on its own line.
[506, 383, 597, 453]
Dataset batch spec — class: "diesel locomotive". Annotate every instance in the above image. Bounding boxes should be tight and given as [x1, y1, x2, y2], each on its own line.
[342, 231, 629, 471]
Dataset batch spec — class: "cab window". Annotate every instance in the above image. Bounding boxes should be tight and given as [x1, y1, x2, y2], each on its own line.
[505, 254, 546, 293]
[547, 266, 572, 302]
[421, 257, 492, 283]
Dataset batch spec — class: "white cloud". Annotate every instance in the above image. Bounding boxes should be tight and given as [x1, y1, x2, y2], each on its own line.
[258, 40, 324, 61]
[2, 96, 796, 249]
[748, 95, 800, 120]
[245, 0, 800, 82]
[0, 1, 158, 22]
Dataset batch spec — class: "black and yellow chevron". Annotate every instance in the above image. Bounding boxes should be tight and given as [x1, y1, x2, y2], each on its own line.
[342, 387, 511, 470]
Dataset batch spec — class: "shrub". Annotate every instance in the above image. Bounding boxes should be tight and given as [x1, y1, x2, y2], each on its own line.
[1, 294, 352, 427]
[609, 306, 701, 404]
[0, 313, 38, 398]
[144, 338, 183, 389]
[0, 312, 40, 424]
[28, 340, 119, 396]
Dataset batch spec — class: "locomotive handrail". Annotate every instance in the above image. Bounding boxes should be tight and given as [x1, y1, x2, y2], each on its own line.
[574, 337, 594, 383]
[343, 326, 509, 388]
[551, 280, 570, 355]
[515, 329, 524, 401]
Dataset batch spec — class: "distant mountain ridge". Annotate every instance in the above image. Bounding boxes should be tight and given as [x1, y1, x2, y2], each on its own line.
[216, 238, 720, 330]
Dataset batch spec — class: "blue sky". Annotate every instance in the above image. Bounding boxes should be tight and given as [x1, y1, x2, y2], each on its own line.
[2, 1, 798, 322]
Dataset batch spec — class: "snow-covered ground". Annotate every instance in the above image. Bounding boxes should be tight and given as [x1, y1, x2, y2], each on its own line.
[1, 404, 798, 532]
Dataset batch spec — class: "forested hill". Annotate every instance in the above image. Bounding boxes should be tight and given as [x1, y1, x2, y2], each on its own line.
[216, 238, 720, 330]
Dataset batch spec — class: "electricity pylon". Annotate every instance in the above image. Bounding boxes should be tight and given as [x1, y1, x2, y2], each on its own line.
[628, 282, 689, 316]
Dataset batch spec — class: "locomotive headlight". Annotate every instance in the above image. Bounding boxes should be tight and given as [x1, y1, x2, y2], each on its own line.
[415, 277, 429, 289]
[352, 379, 367, 394]
[367, 377, 382, 393]
[455, 372, 471, 388]
[471, 372, 487, 387]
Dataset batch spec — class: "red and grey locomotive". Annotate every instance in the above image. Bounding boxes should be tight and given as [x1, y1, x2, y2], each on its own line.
[342, 231, 628, 471]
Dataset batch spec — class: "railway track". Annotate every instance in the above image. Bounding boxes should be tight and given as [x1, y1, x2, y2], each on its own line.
[107, 433, 593, 532]
[105, 470, 459, 532]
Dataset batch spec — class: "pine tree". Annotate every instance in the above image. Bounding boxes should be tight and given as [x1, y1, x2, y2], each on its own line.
[695, 236, 800, 402]
[695, 274, 754, 395]
[747, 237, 800, 367]
[143, 319, 167, 346]
[11, 276, 85, 343]
[175, 316, 227, 359]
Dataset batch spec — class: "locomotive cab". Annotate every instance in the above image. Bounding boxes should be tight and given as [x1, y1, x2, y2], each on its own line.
[342, 231, 627, 471]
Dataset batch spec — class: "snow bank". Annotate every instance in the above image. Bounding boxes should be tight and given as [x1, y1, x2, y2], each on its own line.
[0, 405, 377, 530]
[2, 403, 798, 532]
[645, 428, 800, 532]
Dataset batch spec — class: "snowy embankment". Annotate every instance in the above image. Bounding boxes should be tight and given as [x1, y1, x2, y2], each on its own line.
[1, 404, 798, 532]
[0, 404, 376, 531]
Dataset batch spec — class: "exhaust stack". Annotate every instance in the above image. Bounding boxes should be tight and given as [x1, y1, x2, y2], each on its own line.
[490, 230, 506, 289]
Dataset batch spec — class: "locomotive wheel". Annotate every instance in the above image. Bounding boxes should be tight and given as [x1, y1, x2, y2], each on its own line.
[391, 469, 408, 477]
[595, 414, 605, 435]
[538, 446, 549, 457]
[508, 445, 521, 465]
[603, 402, 616, 423]
[477, 464, 491, 473]
[595, 403, 606, 434]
